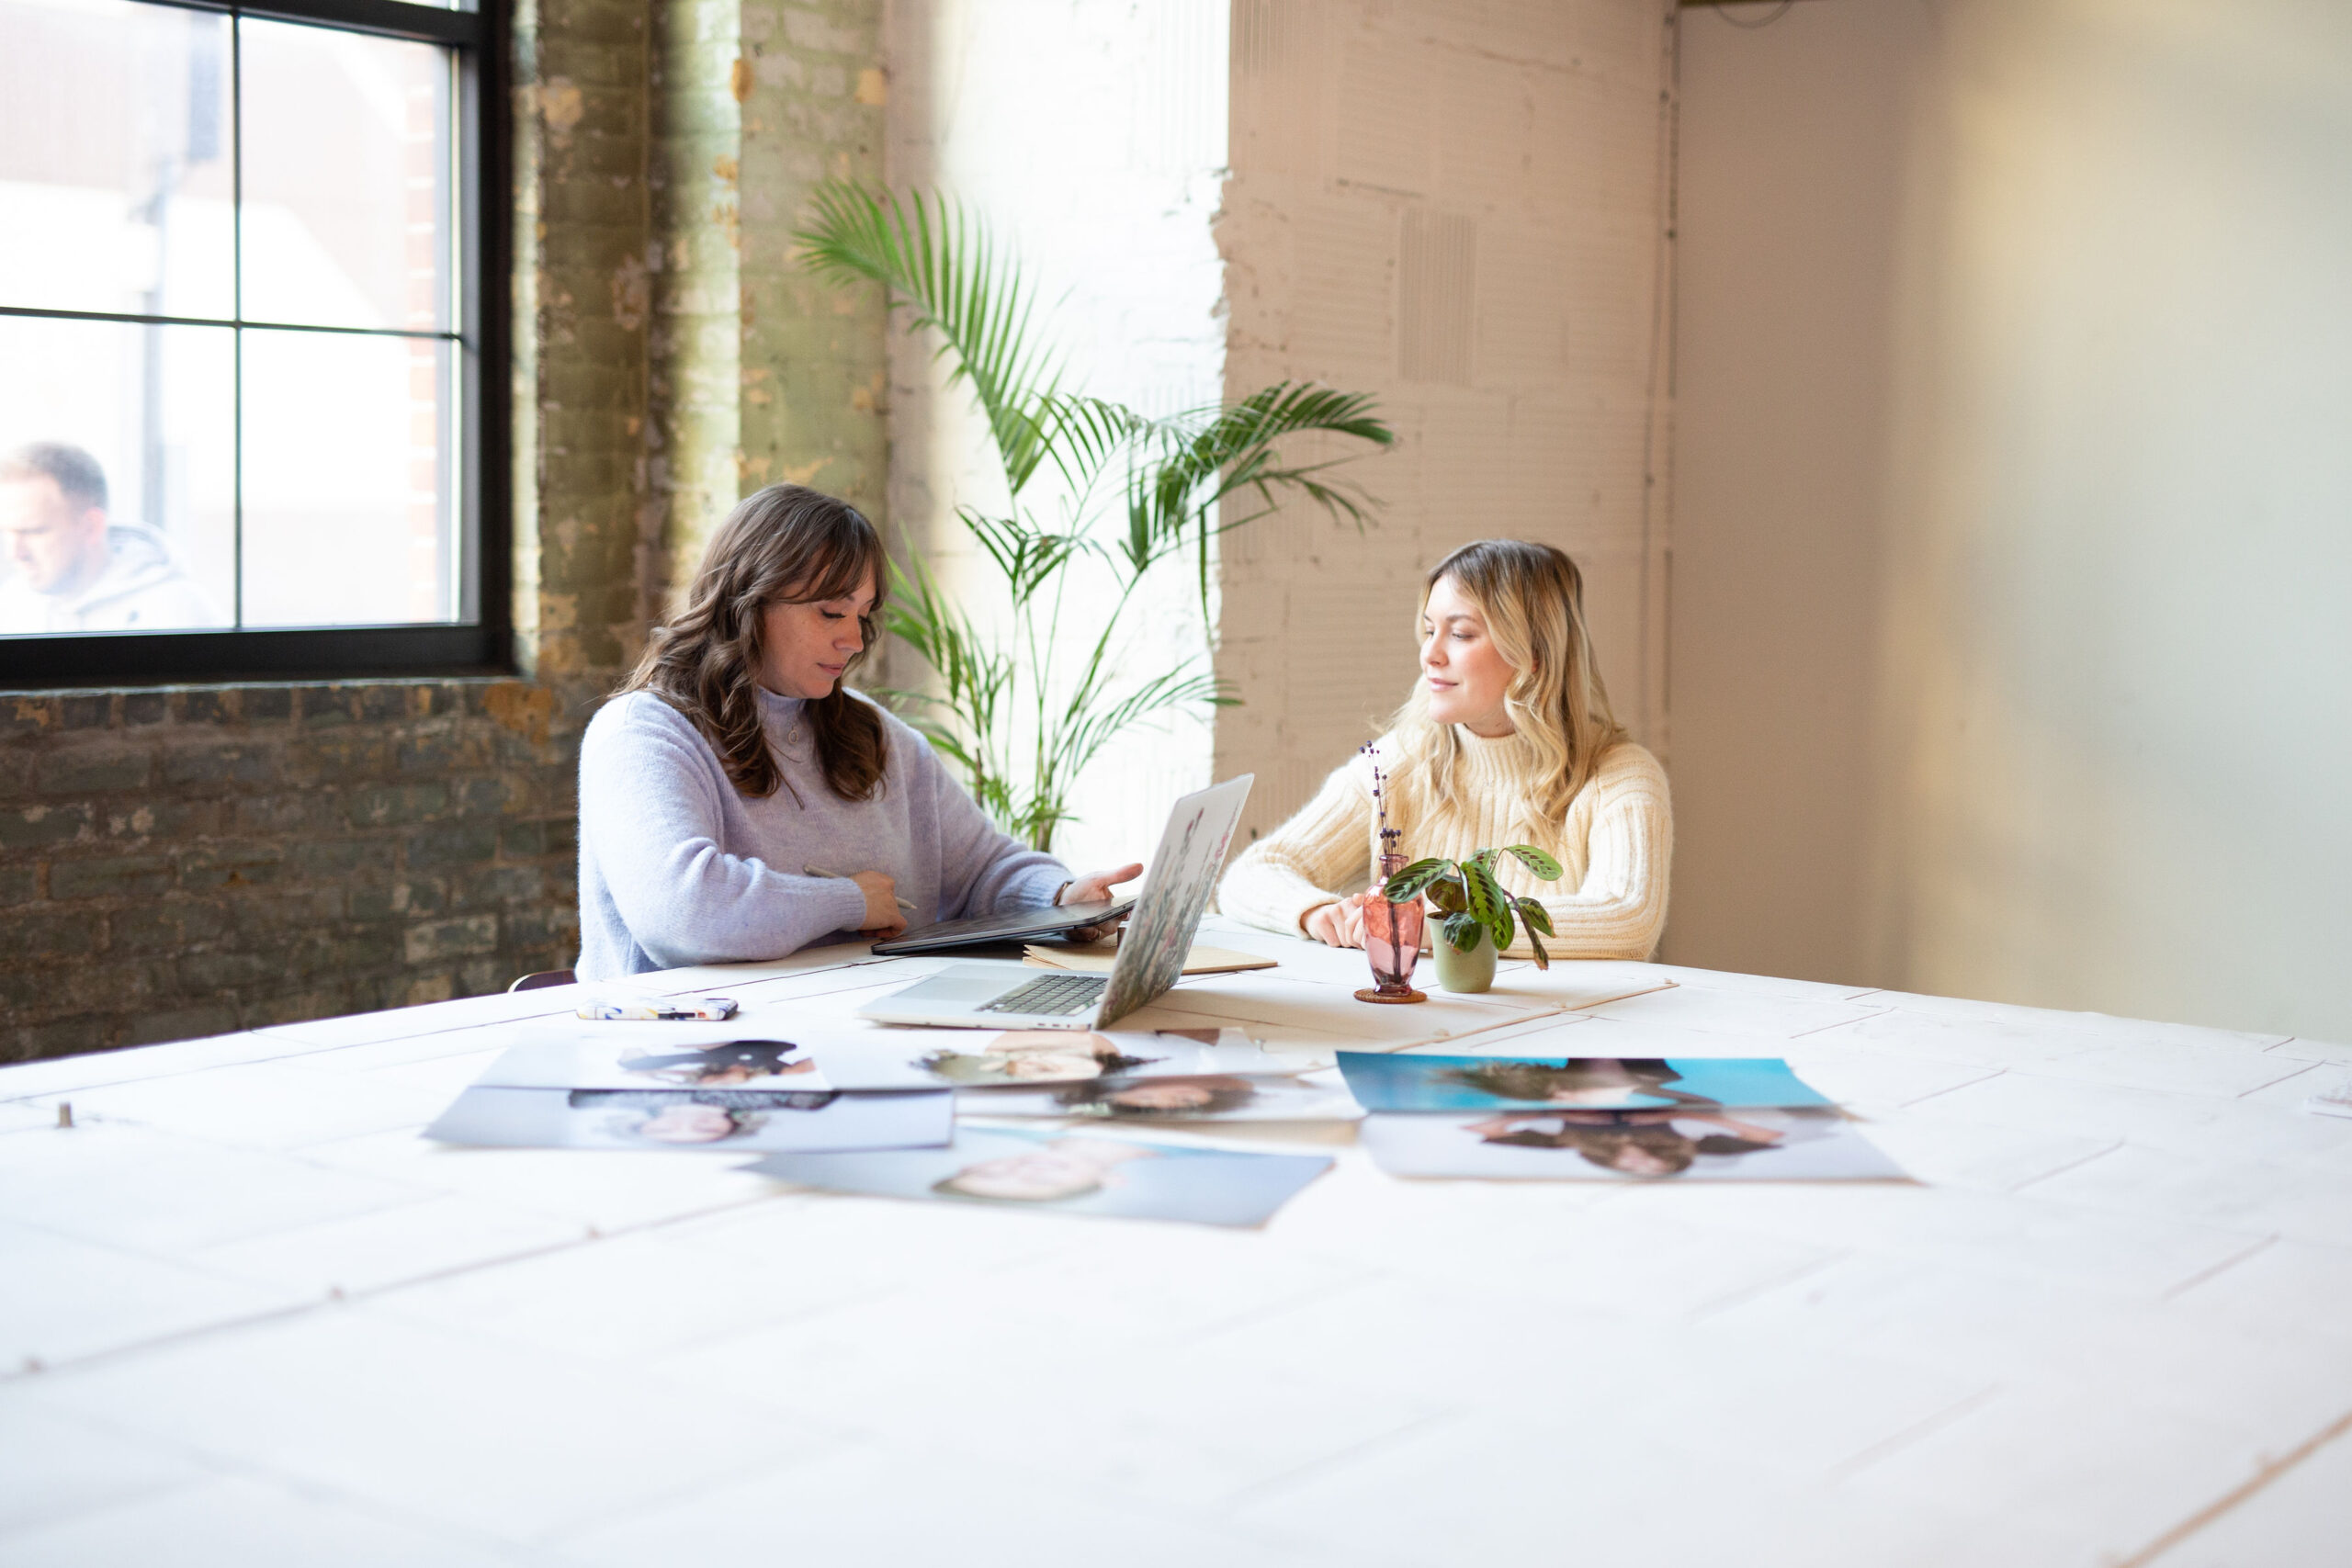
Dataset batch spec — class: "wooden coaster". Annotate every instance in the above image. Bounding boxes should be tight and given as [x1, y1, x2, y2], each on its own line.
[1353, 987, 1428, 1005]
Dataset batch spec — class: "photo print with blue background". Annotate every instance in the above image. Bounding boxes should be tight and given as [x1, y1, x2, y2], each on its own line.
[1361, 1107, 1905, 1181]
[1337, 1053, 1834, 1113]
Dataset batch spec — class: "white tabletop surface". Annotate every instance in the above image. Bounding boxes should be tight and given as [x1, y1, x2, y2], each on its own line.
[3, 916, 2347, 1566]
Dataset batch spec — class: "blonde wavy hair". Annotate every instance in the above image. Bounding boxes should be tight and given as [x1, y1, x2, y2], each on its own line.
[1385, 539, 1626, 835]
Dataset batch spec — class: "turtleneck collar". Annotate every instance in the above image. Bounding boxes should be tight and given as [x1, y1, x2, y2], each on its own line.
[1452, 723, 1544, 787]
[755, 685, 808, 723]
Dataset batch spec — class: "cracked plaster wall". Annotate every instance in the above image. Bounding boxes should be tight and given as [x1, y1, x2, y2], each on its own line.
[1216, 0, 1679, 855]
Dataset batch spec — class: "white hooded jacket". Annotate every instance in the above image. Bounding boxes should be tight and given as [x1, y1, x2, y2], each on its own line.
[0, 523, 224, 634]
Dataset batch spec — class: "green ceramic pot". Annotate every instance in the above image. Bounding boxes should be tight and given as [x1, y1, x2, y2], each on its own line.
[1433, 928, 1497, 993]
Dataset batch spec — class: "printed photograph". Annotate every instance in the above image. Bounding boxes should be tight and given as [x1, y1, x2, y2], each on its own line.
[919, 1030, 1165, 1085]
[423, 1085, 953, 1154]
[475, 1036, 827, 1091]
[746, 1125, 1333, 1227]
[899, 1027, 1324, 1088]
[1337, 1052, 1834, 1112]
[1360, 1106, 1905, 1181]
[958, 1068, 1364, 1122]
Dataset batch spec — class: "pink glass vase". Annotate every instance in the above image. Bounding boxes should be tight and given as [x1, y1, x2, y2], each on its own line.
[1356, 851, 1427, 1004]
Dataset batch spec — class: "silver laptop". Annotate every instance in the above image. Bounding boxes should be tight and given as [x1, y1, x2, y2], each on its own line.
[857, 774, 1252, 1031]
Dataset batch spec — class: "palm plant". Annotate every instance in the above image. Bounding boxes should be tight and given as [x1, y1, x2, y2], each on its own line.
[795, 181, 1395, 852]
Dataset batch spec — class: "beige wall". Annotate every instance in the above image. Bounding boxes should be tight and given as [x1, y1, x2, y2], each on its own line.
[1669, 0, 2352, 1039]
[1216, 0, 1678, 852]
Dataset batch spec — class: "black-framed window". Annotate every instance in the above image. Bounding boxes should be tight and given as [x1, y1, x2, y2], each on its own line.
[0, 0, 507, 684]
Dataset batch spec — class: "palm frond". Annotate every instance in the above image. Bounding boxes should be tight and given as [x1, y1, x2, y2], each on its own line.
[956, 507, 1100, 607]
[1046, 664, 1233, 808]
[799, 186, 1396, 850]
[1122, 381, 1396, 598]
[879, 547, 1015, 804]
[797, 181, 1065, 494]
[1033, 392, 1159, 504]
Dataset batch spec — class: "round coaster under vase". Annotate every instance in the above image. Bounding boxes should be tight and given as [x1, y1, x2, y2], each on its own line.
[1353, 987, 1428, 1005]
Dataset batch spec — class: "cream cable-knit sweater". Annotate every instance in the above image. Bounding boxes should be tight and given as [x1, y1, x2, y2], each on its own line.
[1218, 730, 1672, 960]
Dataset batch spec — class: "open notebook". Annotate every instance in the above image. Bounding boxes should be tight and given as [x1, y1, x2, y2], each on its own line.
[1022, 942, 1276, 977]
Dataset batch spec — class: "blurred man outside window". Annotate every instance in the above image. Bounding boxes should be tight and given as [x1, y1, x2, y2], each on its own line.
[0, 443, 222, 634]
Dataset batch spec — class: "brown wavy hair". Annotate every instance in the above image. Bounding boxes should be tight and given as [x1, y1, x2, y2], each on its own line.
[619, 484, 889, 804]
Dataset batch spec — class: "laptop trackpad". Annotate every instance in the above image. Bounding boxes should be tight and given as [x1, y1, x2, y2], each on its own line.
[901, 965, 1028, 1003]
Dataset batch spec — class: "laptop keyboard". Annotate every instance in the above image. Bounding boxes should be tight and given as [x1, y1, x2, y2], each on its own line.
[978, 973, 1110, 1017]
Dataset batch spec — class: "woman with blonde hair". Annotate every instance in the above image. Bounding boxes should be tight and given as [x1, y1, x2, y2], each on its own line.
[1219, 539, 1670, 960]
[575, 483, 1139, 979]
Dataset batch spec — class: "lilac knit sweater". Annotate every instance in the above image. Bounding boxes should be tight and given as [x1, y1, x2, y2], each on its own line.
[575, 687, 1067, 978]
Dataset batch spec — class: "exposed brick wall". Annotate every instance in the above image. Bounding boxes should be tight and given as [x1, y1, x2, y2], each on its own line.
[738, 0, 890, 549]
[0, 0, 888, 1061]
[0, 680, 590, 1062]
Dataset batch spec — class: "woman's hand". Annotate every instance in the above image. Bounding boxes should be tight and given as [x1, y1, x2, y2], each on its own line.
[851, 871, 906, 939]
[1059, 863, 1145, 907]
[1303, 894, 1370, 949]
[1058, 863, 1144, 942]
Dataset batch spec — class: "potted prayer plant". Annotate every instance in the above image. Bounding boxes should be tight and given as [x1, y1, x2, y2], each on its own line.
[1382, 847, 1563, 993]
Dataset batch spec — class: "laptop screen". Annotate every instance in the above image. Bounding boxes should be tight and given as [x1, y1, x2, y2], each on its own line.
[1096, 774, 1253, 1026]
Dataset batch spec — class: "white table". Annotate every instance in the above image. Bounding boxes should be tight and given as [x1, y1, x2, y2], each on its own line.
[3, 917, 2347, 1566]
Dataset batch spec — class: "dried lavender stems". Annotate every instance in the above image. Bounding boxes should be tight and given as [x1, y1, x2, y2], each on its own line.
[1362, 742, 1401, 864]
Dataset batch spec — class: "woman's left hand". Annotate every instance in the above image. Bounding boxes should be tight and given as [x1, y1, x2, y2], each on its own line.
[1060, 863, 1145, 907]
[1304, 893, 1370, 949]
[1059, 863, 1144, 942]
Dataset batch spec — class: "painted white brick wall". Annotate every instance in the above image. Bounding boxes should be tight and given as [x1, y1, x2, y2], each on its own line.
[1216, 0, 1678, 852]
[881, 0, 1675, 881]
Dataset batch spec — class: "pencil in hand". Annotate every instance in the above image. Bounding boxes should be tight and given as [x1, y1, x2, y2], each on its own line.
[804, 863, 916, 912]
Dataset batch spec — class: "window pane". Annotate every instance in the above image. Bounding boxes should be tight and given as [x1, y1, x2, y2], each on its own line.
[0, 0, 234, 320]
[0, 315, 234, 636]
[239, 19, 451, 333]
[239, 328, 455, 627]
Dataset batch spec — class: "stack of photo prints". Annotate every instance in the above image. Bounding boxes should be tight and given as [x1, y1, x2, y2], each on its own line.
[1338, 1052, 1905, 1181]
[424, 1010, 1904, 1225]
[425, 1012, 1349, 1227]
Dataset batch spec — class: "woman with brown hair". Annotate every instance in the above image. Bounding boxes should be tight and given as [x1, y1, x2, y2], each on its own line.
[576, 485, 1138, 978]
[1218, 538, 1671, 961]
